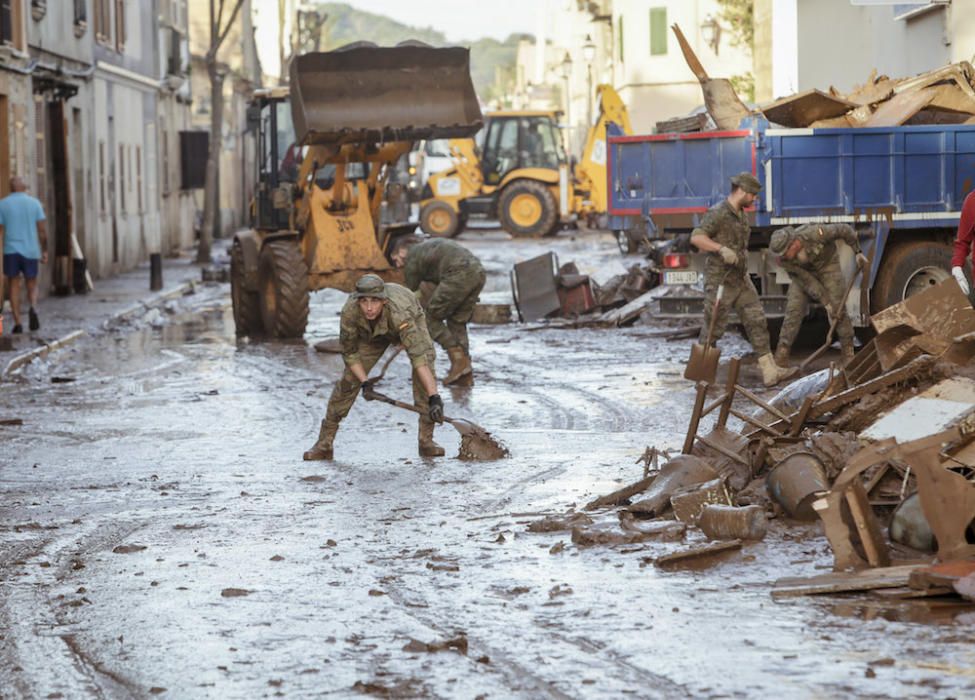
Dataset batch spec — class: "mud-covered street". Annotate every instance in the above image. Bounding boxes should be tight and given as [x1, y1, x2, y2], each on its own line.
[2, 230, 973, 699]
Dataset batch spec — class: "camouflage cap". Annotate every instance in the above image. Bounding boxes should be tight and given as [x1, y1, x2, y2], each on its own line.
[731, 172, 762, 195]
[769, 227, 795, 255]
[352, 273, 387, 300]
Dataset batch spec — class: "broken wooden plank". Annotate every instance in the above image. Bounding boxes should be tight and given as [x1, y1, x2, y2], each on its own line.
[844, 480, 891, 568]
[863, 86, 937, 127]
[772, 564, 920, 598]
[871, 585, 954, 599]
[760, 89, 860, 128]
[654, 539, 742, 568]
[909, 560, 975, 590]
[696, 433, 751, 466]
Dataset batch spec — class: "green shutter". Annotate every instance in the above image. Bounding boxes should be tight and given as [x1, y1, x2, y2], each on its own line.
[650, 7, 667, 56]
[618, 15, 624, 63]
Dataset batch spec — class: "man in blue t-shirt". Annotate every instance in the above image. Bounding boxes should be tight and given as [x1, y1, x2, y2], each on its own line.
[1, 176, 48, 333]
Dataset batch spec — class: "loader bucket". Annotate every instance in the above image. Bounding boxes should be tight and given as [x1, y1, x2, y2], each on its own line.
[289, 44, 483, 146]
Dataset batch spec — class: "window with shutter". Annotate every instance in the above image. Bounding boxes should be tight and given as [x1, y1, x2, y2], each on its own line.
[650, 8, 667, 56]
[34, 96, 47, 206]
[179, 131, 208, 190]
[114, 0, 125, 52]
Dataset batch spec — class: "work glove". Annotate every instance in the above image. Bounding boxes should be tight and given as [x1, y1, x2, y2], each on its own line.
[428, 394, 444, 424]
[718, 246, 738, 266]
[952, 266, 970, 296]
[855, 253, 869, 269]
[361, 377, 378, 400]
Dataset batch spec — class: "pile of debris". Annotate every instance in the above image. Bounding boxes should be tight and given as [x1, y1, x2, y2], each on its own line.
[525, 279, 975, 598]
[667, 22, 975, 132]
[509, 251, 664, 328]
[761, 62, 975, 129]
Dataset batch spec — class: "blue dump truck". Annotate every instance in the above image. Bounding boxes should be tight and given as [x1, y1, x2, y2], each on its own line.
[607, 117, 975, 324]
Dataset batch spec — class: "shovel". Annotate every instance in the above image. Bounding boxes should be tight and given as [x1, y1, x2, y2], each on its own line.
[684, 284, 724, 383]
[798, 268, 862, 374]
[362, 386, 508, 460]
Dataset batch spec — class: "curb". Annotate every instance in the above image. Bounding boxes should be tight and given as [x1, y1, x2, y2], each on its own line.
[1, 280, 198, 380]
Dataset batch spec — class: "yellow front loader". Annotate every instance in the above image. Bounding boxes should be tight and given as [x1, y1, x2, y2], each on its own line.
[230, 43, 482, 338]
[419, 84, 631, 238]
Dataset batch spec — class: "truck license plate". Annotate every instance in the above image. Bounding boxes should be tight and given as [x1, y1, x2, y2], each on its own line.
[663, 270, 698, 285]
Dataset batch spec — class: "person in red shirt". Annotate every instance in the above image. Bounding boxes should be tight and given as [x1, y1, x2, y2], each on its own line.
[951, 189, 975, 296]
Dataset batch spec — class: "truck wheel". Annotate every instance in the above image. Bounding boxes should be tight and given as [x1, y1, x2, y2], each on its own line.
[420, 201, 459, 237]
[498, 180, 558, 237]
[615, 230, 639, 255]
[871, 240, 952, 314]
[231, 240, 263, 337]
[258, 239, 309, 338]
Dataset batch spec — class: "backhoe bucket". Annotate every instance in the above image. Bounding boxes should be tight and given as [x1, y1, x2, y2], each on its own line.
[289, 44, 483, 145]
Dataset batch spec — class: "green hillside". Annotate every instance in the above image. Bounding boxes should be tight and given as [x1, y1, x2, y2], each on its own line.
[317, 2, 527, 103]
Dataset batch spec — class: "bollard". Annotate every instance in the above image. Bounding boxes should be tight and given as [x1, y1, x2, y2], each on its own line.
[697, 504, 767, 541]
[150, 253, 163, 291]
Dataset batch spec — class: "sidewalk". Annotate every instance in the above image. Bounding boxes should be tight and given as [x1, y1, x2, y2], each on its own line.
[1, 242, 230, 377]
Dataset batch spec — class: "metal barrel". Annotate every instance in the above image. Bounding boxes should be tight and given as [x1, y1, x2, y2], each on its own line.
[766, 451, 829, 520]
[698, 504, 768, 541]
[289, 44, 484, 145]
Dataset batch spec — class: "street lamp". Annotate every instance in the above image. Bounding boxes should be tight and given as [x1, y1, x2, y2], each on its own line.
[583, 34, 596, 125]
[700, 14, 721, 54]
[560, 52, 573, 152]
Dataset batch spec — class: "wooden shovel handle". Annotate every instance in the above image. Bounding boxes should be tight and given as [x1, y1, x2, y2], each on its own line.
[672, 24, 709, 82]
[704, 285, 724, 347]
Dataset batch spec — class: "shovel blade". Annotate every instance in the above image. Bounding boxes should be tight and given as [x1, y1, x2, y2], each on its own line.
[684, 343, 721, 383]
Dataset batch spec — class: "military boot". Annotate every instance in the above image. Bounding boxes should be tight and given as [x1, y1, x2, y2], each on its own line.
[773, 346, 792, 368]
[758, 353, 798, 388]
[450, 372, 474, 387]
[841, 343, 856, 362]
[418, 421, 445, 457]
[443, 346, 472, 385]
[303, 420, 337, 461]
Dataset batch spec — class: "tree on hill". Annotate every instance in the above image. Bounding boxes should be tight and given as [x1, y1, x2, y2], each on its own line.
[316, 3, 527, 103]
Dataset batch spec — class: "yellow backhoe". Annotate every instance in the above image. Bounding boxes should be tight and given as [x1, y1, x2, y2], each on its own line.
[418, 84, 631, 238]
[230, 43, 482, 338]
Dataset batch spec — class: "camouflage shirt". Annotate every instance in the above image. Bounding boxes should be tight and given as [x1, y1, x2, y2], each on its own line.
[780, 223, 861, 275]
[403, 239, 483, 290]
[693, 200, 750, 281]
[339, 283, 434, 369]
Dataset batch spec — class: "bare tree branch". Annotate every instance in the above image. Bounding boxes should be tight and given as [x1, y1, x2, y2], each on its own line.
[216, 0, 246, 53]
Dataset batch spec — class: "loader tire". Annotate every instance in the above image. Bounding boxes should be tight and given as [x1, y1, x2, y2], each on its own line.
[258, 239, 309, 339]
[498, 180, 558, 237]
[231, 240, 264, 337]
[871, 239, 952, 314]
[420, 201, 460, 238]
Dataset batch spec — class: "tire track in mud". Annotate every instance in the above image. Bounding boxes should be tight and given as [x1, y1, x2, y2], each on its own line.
[379, 586, 576, 699]
[0, 518, 148, 698]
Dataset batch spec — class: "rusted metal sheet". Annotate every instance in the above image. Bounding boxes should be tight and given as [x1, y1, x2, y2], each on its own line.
[289, 45, 483, 146]
[760, 89, 860, 128]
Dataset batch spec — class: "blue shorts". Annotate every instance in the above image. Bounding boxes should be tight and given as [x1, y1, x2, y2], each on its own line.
[3, 253, 39, 279]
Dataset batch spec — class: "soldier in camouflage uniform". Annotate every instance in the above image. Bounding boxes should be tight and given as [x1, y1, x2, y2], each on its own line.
[690, 172, 796, 387]
[392, 237, 486, 386]
[769, 223, 869, 364]
[303, 274, 446, 461]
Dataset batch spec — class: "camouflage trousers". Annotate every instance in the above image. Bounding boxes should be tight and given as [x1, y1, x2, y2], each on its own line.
[776, 260, 854, 356]
[324, 342, 437, 432]
[426, 264, 486, 353]
[700, 274, 771, 356]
